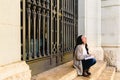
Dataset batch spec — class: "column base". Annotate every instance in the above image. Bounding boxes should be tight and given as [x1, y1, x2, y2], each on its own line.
[103, 47, 120, 71]
[0, 61, 31, 80]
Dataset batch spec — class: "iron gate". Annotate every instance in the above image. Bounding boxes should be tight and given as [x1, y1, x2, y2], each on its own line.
[21, 0, 78, 75]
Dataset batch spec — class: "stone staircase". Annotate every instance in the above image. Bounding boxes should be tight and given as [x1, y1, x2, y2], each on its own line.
[31, 61, 115, 80]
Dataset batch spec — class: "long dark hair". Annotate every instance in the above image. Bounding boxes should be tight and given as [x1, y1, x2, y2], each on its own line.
[73, 35, 89, 56]
[76, 35, 83, 46]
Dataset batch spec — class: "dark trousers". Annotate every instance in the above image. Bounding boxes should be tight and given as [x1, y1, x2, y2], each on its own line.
[82, 58, 96, 70]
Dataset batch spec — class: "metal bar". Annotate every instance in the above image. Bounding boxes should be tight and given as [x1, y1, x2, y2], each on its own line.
[55, 16, 57, 55]
[22, 0, 26, 60]
[54, 16, 56, 55]
[56, 0, 60, 64]
[70, 0, 72, 12]
[72, 23, 74, 49]
[72, 0, 73, 13]
[67, 21, 69, 51]
[46, 0, 49, 9]
[37, 0, 42, 58]
[68, 20, 70, 50]
[68, 21, 70, 50]
[64, 18, 66, 52]
[63, 18, 65, 52]
[50, 0, 53, 64]
[67, 20, 69, 51]
[67, 0, 69, 12]
[46, 1, 50, 56]
[27, 0, 32, 60]
[71, 22, 73, 49]
[63, 0, 65, 52]
[70, 22, 72, 49]
[69, 21, 71, 50]
[71, 21, 73, 49]
[32, 0, 37, 59]
[71, 21, 73, 50]
[66, 19, 68, 51]
[65, 19, 67, 51]
[63, 0, 65, 10]
[64, 0, 66, 10]
[42, 9, 46, 57]
[61, 0, 64, 61]
[55, 15, 57, 62]
[73, 0, 76, 48]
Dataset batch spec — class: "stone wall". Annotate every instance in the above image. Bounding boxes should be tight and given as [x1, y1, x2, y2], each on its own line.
[101, 0, 120, 71]
[0, 0, 21, 66]
[103, 48, 117, 66]
[103, 47, 120, 71]
[0, 0, 31, 79]
[0, 61, 31, 80]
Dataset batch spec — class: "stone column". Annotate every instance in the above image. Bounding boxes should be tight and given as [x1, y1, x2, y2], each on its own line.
[102, 0, 120, 71]
[78, 0, 85, 35]
[0, 0, 31, 80]
[78, 0, 104, 60]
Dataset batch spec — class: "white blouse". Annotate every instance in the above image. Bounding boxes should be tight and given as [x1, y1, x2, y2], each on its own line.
[82, 44, 88, 56]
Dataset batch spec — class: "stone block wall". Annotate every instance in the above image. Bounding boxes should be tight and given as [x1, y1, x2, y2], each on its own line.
[0, 61, 31, 80]
[102, 0, 120, 71]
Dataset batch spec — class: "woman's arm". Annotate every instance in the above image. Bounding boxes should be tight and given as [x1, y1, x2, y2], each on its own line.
[76, 45, 85, 60]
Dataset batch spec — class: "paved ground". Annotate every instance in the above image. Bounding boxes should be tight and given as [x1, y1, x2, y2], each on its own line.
[114, 72, 120, 80]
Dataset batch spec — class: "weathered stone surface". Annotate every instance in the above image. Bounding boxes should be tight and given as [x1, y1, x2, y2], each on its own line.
[0, 61, 31, 80]
[101, 0, 120, 72]
[98, 67, 115, 80]
[114, 72, 120, 80]
[103, 47, 120, 71]
[32, 61, 107, 80]
[104, 49, 116, 66]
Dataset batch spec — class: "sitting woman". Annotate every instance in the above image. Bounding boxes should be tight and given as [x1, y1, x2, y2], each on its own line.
[73, 35, 96, 77]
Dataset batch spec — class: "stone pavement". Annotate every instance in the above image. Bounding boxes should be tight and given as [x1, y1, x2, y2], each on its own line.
[114, 72, 120, 80]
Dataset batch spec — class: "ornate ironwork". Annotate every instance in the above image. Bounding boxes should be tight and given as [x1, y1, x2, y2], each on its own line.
[21, 0, 78, 62]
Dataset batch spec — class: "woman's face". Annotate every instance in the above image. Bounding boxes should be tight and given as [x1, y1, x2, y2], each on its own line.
[81, 36, 87, 44]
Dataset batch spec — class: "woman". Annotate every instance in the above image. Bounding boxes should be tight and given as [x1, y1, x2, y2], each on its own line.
[73, 35, 96, 77]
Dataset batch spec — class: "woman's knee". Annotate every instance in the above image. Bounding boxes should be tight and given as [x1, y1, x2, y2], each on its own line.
[92, 58, 96, 65]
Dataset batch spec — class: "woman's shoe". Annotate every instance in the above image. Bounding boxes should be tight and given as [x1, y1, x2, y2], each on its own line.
[82, 72, 89, 77]
[86, 71, 91, 75]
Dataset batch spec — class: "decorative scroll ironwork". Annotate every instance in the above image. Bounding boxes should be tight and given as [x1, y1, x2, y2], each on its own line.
[21, 0, 78, 62]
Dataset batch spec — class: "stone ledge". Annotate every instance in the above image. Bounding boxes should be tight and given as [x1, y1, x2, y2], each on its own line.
[32, 61, 106, 80]
[0, 61, 31, 80]
[102, 0, 120, 7]
[31, 61, 77, 80]
[98, 67, 115, 80]
[74, 61, 106, 80]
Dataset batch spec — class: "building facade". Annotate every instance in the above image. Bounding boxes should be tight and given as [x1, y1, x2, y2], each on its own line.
[0, 0, 31, 80]
[0, 0, 120, 80]
[101, 0, 120, 71]
[78, 0, 120, 71]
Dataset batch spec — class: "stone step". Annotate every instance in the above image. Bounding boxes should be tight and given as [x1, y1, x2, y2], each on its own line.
[98, 67, 115, 80]
[31, 61, 77, 80]
[73, 61, 107, 80]
[31, 60, 106, 80]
